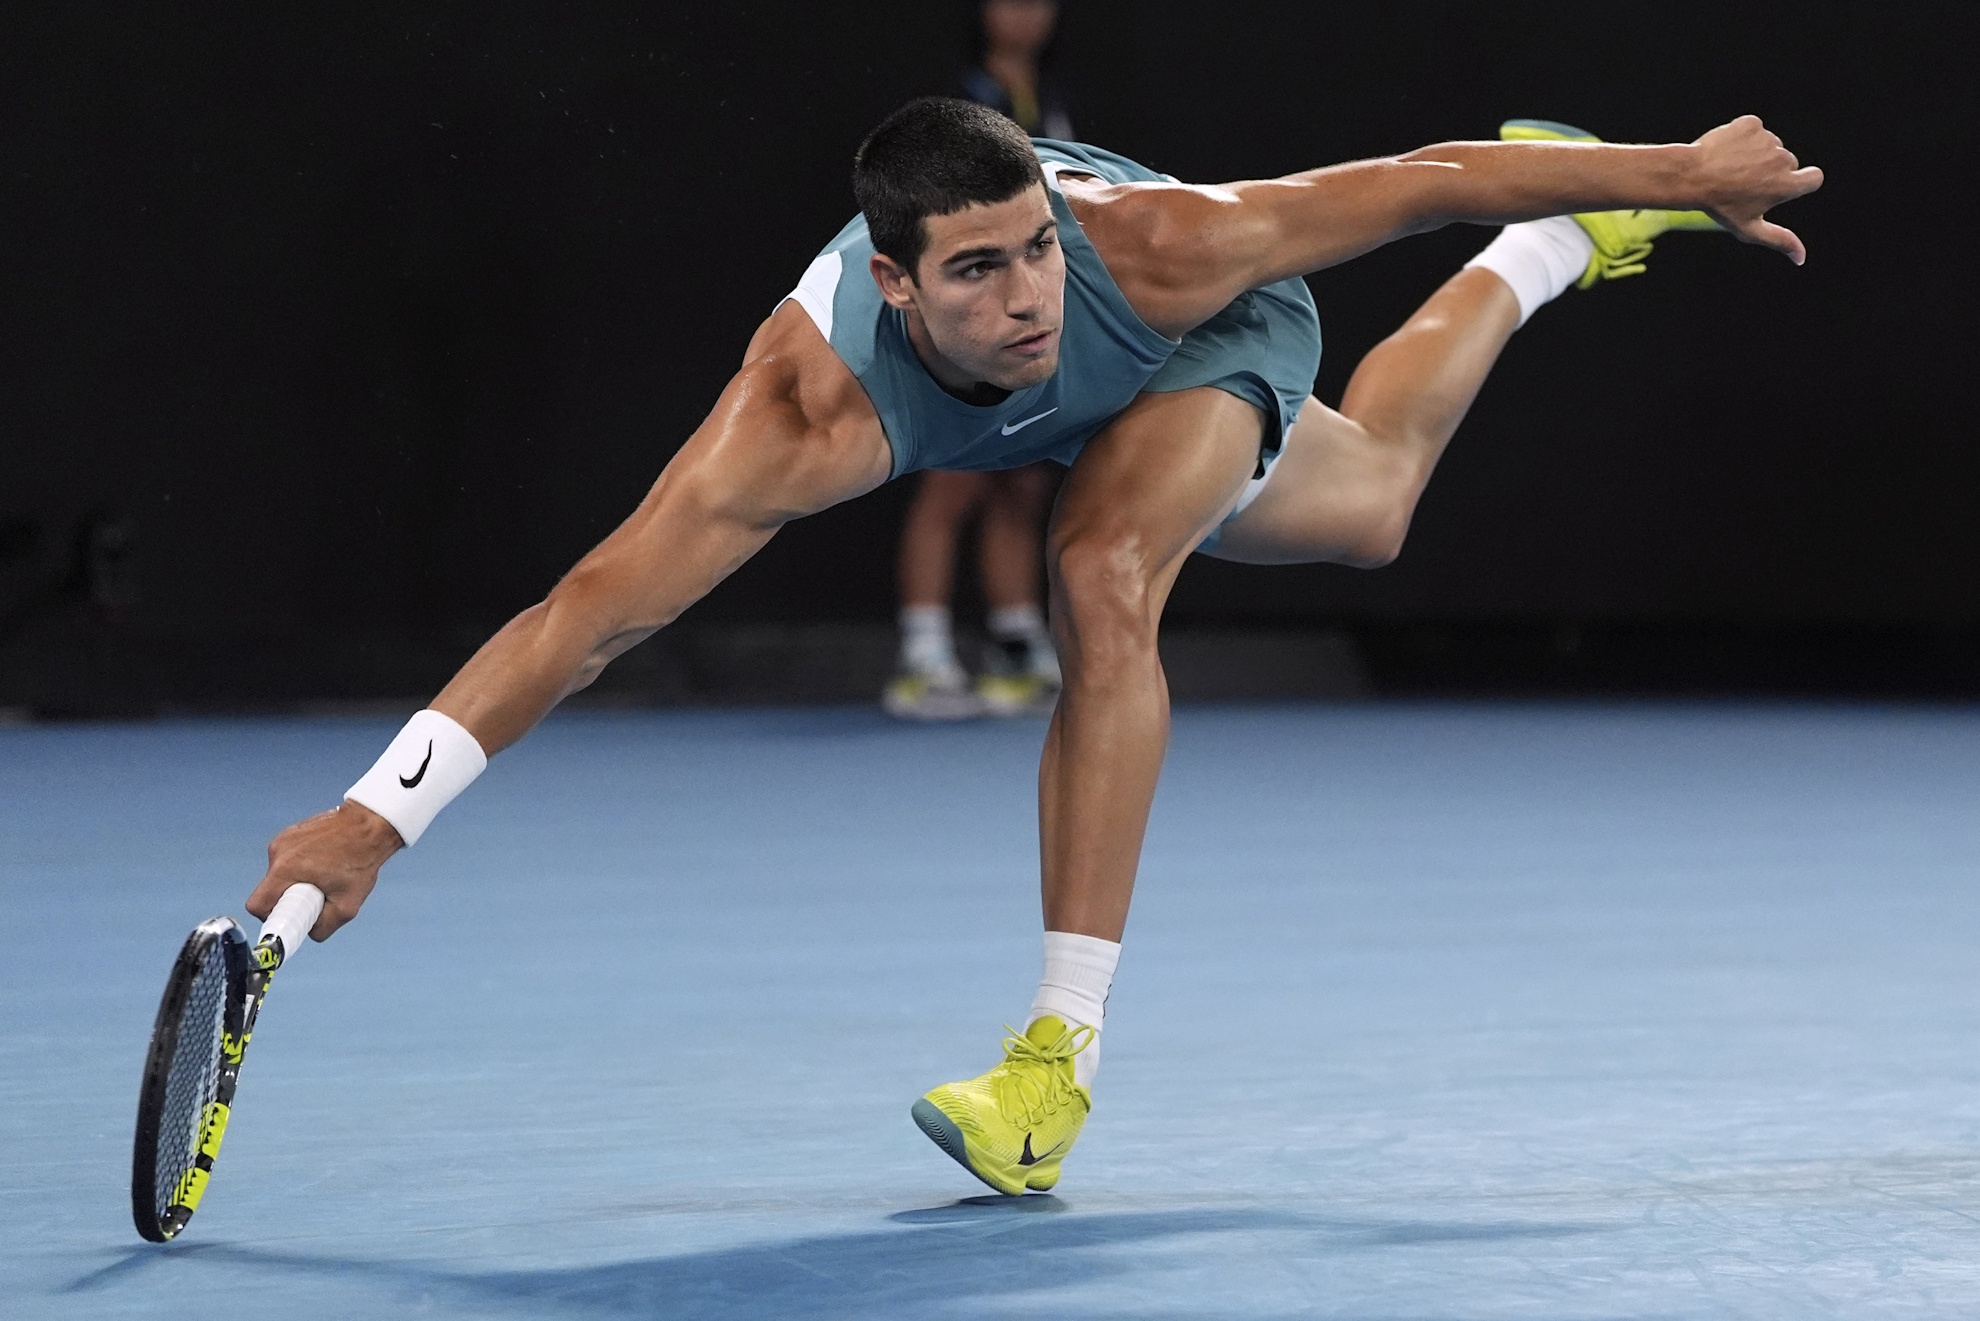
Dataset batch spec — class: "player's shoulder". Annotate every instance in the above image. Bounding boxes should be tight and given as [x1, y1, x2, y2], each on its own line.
[1063, 172, 1230, 308]
[1058, 170, 1255, 341]
[1039, 143, 1218, 260]
[1034, 139, 1167, 187]
[736, 302, 882, 445]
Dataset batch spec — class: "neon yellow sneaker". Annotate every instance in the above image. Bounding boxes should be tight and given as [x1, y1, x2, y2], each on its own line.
[912, 1016, 1094, 1195]
[975, 672, 1059, 718]
[1500, 118, 1722, 287]
[882, 663, 983, 721]
[976, 635, 1062, 718]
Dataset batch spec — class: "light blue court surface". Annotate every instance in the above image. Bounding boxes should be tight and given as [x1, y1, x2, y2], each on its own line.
[7, 704, 1980, 1319]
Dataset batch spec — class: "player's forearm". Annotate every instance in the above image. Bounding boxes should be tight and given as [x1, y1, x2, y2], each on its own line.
[426, 593, 640, 756]
[1233, 141, 1696, 291]
[1396, 140, 1701, 227]
[428, 510, 770, 755]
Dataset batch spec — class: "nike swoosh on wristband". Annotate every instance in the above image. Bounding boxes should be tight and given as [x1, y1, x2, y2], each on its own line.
[399, 740, 433, 789]
[1000, 407, 1058, 436]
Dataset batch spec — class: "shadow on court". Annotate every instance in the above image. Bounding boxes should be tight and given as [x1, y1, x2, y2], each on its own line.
[70, 1203, 1606, 1318]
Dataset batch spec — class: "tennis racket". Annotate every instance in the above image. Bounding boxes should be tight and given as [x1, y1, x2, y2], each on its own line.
[130, 882, 324, 1243]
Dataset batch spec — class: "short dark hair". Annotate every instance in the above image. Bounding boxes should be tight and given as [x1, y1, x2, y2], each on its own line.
[853, 97, 1044, 277]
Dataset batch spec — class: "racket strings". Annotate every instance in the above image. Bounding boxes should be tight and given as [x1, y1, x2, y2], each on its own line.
[153, 941, 229, 1218]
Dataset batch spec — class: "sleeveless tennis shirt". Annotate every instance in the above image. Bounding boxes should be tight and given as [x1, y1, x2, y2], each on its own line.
[784, 140, 1320, 479]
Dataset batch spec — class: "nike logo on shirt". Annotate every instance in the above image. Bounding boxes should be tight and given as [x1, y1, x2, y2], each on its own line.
[1001, 407, 1059, 436]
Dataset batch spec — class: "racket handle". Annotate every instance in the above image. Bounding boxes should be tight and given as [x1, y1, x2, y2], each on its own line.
[259, 884, 325, 965]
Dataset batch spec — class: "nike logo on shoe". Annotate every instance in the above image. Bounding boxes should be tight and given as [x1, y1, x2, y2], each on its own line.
[1000, 408, 1058, 436]
[1017, 1133, 1064, 1167]
[399, 740, 433, 788]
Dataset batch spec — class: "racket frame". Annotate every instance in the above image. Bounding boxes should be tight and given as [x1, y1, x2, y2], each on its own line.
[131, 919, 288, 1243]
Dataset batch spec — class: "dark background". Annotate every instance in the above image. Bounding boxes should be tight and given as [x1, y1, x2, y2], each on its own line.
[4, 1, 1974, 712]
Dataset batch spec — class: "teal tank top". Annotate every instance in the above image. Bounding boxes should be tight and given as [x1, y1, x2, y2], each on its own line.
[785, 141, 1185, 478]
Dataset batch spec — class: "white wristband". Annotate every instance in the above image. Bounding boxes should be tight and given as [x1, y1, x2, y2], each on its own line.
[344, 709, 487, 846]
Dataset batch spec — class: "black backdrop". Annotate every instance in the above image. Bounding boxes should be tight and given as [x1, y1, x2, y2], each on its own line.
[5, 2, 1975, 705]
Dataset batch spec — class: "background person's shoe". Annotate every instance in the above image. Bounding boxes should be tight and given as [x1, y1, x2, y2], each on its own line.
[883, 663, 984, 720]
[976, 671, 1058, 717]
[976, 636, 1062, 717]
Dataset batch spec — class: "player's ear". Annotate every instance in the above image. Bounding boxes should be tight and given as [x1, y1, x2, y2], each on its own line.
[870, 252, 919, 310]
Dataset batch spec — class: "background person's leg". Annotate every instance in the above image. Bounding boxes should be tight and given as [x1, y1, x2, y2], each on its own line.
[898, 469, 989, 610]
[978, 464, 1054, 612]
[1040, 387, 1264, 941]
[977, 463, 1063, 712]
[888, 470, 990, 718]
[1208, 267, 1521, 566]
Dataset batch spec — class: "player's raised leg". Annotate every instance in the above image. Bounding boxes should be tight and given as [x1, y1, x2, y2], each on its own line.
[1211, 118, 1736, 568]
[913, 385, 1261, 1195]
[1207, 264, 1521, 566]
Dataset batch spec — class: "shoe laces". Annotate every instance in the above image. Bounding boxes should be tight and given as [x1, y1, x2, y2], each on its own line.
[991, 1022, 1094, 1127]
[1596, 241, 1653, 280]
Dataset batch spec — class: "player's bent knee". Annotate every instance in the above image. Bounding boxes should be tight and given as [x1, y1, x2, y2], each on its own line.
[1212, 493, 1409, 569]
[1050, 537, 1160, 664]
[1347, 449, 1434, 568]
[1344, 509, 1409, 569]
[1311, 480, 1416, 569]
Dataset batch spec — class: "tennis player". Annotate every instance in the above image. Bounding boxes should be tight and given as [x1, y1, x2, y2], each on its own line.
[250, 100, 1819, 1196]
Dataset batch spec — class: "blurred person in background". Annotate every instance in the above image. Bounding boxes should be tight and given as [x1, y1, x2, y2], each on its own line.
[961, 0, 1073, 140]
[885, 0, 1073, 720]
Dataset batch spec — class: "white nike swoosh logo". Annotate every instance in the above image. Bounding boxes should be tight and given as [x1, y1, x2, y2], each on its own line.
[1000, 408, 1059, 436]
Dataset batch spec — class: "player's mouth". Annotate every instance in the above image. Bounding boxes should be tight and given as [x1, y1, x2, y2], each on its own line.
[1005, 328, 1057, 358]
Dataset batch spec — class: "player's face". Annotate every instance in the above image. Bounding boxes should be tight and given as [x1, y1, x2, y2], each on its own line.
[874, 185, 1066, 393]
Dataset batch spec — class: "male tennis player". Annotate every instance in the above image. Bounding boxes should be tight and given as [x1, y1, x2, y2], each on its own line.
[250, 100, 1819, 1196]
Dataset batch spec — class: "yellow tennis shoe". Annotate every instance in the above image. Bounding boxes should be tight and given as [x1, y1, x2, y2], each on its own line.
[912, 1016, 1094, 1195]
[882, 663, 983, 721]
[1500, 118, 1722, 287]
[975, 671, 1058, 718]
[976, 634, 1062, 718]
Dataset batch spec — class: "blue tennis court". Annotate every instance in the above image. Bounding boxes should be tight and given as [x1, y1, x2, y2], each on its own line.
[7, 703, 1980, 1318]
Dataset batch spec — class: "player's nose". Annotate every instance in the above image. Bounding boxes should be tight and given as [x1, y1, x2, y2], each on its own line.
[1007, 263, 1048, 319]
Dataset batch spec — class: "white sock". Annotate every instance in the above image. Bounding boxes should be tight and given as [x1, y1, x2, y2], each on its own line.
[1027, 930, 1120, 1089]
[899, 604, 957, 675]
[987, 603, 1048, 645]
[1463, 216, 1595, 327]
[988, 603, 1060, 683]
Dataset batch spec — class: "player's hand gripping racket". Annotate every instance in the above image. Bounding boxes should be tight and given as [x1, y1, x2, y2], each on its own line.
[130, 883, 324, 1242]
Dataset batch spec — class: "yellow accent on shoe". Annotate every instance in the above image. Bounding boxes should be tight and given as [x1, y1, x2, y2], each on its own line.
[1500, 118, 1600, 144]
[1499, 119, 1723, 288]
[912, 1016, 1094, 1195]
[882, 667, 983, 721]
[975, 671, 1058, 718]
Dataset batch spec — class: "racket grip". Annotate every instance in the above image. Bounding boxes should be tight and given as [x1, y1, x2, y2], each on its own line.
[259, 884, 325, 964]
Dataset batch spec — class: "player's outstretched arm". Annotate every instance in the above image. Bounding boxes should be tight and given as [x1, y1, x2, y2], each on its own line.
[1084, 115, 1822, 338]
[247, 305, 891, 938]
